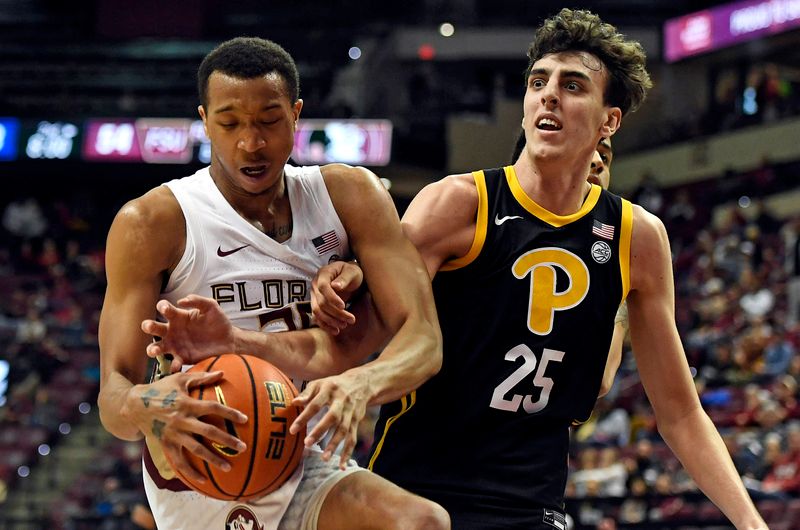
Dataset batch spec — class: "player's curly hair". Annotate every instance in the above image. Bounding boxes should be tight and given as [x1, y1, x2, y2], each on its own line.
[197, 37, 300, 108]
[525, 8, 652, 116]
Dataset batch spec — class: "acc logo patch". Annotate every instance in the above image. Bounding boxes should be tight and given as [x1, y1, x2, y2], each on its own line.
[590, 241, 612, 264]
[225, 506, 264, 530]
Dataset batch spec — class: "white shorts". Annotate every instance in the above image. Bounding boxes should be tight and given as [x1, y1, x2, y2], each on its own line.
[143, 446, 363, 530]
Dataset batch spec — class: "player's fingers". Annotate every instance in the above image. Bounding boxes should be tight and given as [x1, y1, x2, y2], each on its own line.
[318, 303, 356, 326]
[317, 280, 346, 310]
[169, 356, 187, 374]
[184, 417, 247, 456]
[337, 427, 358, 470]
[290, 388, 329, 436]
[303, 400, 345, 449]
[141, 319, 169, 338]
[321, 415, 352, 461]
[156, 300, 188, 321]
[312, 311, 347, 335]
[332, 265, 362, 292]
[179, 294, 217, 311]
[146, 341, 166, 358]
[162, 442, 212, 483]
[175, 433, 232, 473]
[189, 394, 249, 425]
[184, 370, 225, 389]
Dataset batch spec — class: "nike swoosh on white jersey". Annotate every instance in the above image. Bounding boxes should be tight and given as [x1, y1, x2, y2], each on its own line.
[495, 214, 524, 225]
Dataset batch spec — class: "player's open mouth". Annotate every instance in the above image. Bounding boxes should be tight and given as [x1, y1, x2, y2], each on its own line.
[240, 165, 267, 177]
[536, 116, 562, 131]
[587, 175, 601, 186]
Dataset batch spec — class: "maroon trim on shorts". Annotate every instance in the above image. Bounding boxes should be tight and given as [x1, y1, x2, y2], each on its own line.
[143, 442, 192, 492]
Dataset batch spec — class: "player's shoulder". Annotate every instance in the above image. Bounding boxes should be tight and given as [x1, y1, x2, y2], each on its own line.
[319, 163, 379, 187]
[631, 203, 668, 244]
[414, 172, 479, 217]
[113, 185, 183, 234]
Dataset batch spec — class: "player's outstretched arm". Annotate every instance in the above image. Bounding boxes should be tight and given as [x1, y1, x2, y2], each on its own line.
[626, 206, 766, 530]
[292, 164, 445, 463]
[98, 189, 247, 484]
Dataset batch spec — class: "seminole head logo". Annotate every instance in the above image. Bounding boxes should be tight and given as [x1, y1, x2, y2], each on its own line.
[225, 506, 264, 530]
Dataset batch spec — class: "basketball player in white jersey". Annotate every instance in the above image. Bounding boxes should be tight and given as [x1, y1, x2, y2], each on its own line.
[98, 37, 449, 530]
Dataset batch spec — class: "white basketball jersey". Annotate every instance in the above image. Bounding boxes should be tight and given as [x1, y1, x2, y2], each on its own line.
[163, 164, 350, 332]
[144, 164, 351, 530]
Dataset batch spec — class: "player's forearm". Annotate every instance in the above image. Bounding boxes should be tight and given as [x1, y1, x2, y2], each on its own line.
[344, 317, 442, 405]
[657, 406, 766, 530]
[98, 371, 145, 441]
[230, 326, 364, 380]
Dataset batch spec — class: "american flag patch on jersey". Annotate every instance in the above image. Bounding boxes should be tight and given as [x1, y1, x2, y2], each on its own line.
[312, 230, 339, 254]
[592, 219, 615, 240]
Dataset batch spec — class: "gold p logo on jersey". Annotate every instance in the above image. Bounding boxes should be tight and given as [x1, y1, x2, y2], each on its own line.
[512, 248, 590, 336]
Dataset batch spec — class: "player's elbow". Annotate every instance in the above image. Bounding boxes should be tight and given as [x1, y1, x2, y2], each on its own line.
[597, 377, 613, 399]
[418, 321, 444, 380]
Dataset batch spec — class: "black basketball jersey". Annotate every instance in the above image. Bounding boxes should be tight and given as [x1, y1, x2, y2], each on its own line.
[369, 166, 633, 527]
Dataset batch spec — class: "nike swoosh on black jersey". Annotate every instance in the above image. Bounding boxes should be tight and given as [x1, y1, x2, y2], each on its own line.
[217, 244, 250, 257]
[495, 214, 523, 225]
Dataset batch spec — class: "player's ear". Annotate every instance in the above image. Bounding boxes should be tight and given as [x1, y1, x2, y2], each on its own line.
[198, 105, 209, 136]
[601, 107, 622, 137]
[292, 99, 303, 123]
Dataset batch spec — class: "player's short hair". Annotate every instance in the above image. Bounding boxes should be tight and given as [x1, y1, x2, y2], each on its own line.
[197, 37, 300, 108]
[525, 8, 652, 116]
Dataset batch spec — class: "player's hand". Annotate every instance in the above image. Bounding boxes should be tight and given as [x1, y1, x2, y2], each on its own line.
[311, 260, 363, 335]
[125, 370, 248, 484]
[141, 295, 236, 373]
[289, 371, 369, 468]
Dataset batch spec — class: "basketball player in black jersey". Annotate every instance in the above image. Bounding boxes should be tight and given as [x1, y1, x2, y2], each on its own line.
[145, 9, 766, 529]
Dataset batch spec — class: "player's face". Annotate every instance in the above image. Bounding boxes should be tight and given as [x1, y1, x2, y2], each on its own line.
[588, 137, 613, 189]
[199, 71, 303, 196]
[523, 52, 620, 167]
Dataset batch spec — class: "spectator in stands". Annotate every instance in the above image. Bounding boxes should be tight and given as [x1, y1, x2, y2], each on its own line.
[630, 171, 663, 215]
[761, 422, 800, 495]
[784, 216, 800, 327]
[1, 196, 48, 241]
[761, 326, 796, 377]
[618, 476, 648, 524]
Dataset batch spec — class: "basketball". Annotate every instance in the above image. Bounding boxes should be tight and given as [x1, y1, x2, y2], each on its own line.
[165, 354, 305, 501]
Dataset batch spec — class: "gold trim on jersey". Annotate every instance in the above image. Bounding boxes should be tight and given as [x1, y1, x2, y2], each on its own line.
[619, 199, 633, 303]
[440, 170, 489, 271]
[368, 391, 416, 471]
[505, 166, 601, 227]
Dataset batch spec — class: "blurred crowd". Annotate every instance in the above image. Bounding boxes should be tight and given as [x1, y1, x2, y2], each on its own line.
[564, 158, 800, 528]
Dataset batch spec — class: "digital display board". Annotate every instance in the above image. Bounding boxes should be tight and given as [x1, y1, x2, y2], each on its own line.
[664, 0, 800, 62]
[83, 119, 141, 161]
[136, 118, 193, 164]
[0, 117, 393, 166]
[0, 118, 21, 161]
[292, 119, 393, 166]
[25, 121, 80, 160]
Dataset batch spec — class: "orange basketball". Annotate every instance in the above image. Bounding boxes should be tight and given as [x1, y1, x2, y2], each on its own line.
[165, 353, 305, 500]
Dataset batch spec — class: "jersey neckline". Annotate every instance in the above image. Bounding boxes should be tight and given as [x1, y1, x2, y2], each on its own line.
[504, 166, 601, 228]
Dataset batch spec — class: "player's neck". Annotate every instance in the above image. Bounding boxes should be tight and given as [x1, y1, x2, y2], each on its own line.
[513, 155, 593, 216]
